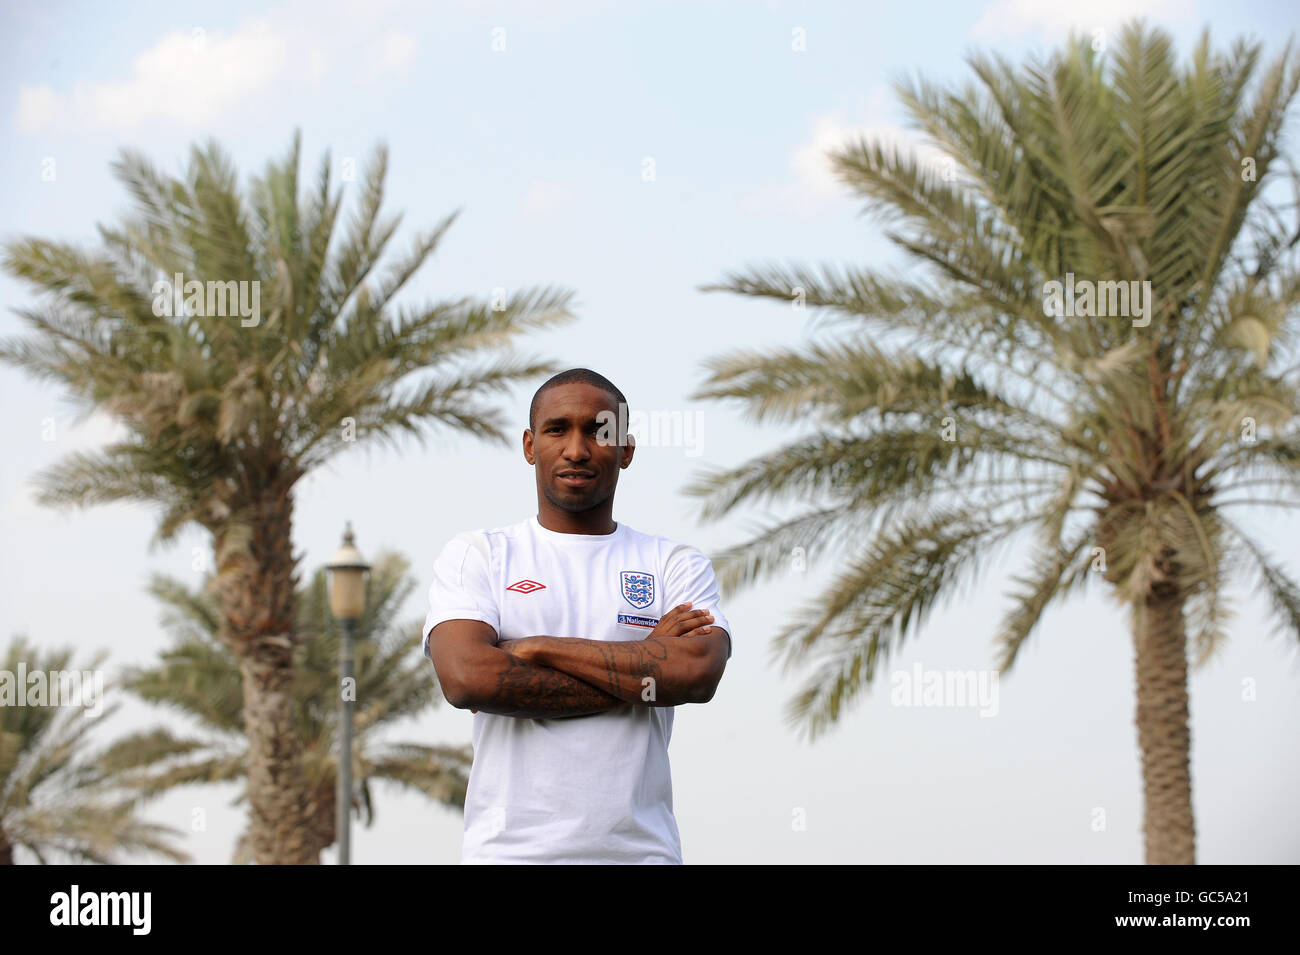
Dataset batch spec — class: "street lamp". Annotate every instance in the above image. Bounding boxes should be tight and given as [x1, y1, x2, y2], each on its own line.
[327, 521, 370, 866]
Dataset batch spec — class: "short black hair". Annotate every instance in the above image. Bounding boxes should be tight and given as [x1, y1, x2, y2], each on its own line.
[529, 368, 628, 431]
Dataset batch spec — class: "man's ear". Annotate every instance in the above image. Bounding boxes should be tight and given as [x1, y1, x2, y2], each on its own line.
[523, 428, 535, 465]
[621, 432, 635, 469]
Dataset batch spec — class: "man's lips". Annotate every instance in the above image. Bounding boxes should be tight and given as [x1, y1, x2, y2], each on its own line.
[557, 470, 595, 486]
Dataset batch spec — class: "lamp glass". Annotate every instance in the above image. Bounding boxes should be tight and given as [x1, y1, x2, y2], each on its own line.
[330, 568, 366, 619]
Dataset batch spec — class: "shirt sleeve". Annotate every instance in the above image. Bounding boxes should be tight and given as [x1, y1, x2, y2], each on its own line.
[422, 532, 500, 660]
[663, 544, 733, 658]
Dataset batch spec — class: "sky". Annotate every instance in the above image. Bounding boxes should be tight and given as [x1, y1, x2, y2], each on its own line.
[2, 0, 1298, 865]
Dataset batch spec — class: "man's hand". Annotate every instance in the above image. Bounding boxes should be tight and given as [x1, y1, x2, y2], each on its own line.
[497, 636, 543, 661]
[498, 608, 714, 660]
[648, 603, 716, 644]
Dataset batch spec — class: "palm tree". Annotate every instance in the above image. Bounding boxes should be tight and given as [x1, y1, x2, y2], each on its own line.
[0, 638, 190, 864]
[690, 22, 1300, 864]
[0, 132, 572, 863]
[100, 552, 471, 864]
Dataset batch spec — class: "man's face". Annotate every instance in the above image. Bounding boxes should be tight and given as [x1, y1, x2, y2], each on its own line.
[524, 383, 634, 513]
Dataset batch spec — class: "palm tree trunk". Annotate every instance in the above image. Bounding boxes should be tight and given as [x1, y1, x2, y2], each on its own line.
[1133, 586, 1196, 864]
[312, 778, 337, 862]
[238, 650, 318, 864]
[217, 485, 318, 865]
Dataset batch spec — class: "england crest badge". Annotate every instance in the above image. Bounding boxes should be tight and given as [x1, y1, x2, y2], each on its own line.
[620, 571, 655, 609]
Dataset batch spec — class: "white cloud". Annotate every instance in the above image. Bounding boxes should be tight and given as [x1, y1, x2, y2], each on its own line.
[970, 0, 1196, 40]
[740, 92, 950, 218]
[356, 29, 419, 85]
[13, 3, 426, 134]
[17, 20, 284, 133]
[16, 84, 61, 131]
[521, 178, 575, 215]
[379, 31, 418, 70]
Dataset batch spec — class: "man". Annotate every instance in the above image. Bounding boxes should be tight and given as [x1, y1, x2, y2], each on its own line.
[423, 368, 732, 864]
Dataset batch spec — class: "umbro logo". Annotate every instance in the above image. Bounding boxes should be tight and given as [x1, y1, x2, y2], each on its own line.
[507, 579, 546, 595]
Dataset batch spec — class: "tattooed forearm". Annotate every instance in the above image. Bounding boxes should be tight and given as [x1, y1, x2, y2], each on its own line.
[530, 635, 707, 707]
[595, 639, 665, 698]
[469, 650, 629, 719]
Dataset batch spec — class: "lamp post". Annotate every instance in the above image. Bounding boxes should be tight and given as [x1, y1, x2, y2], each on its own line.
[327, 521, 370, 866]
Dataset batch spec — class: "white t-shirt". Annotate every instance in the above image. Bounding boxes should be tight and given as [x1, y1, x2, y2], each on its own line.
[422, 515, 732, 864]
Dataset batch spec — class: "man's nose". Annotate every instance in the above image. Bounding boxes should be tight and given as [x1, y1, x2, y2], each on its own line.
[563, 433, 590, 461]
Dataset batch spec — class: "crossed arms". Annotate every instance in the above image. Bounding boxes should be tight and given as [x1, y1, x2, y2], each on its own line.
[428, 603, 729, 719]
